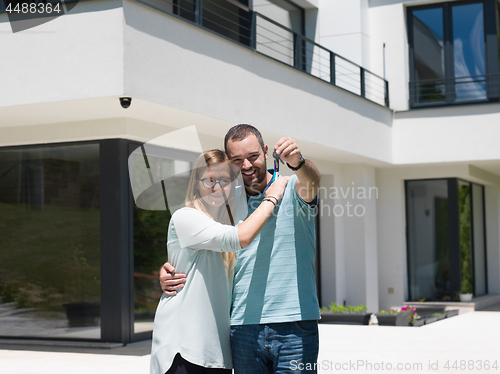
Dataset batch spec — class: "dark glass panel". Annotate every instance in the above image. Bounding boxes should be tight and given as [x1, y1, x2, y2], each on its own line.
[458, 181, 473, 295]
[412, 8, 445, 103]
[202, 0, 252, 46]
[472, 184, 487, 296]
[129, 144, 193, 334]
[0, 144, 100, 338]
[452, 3, 486, 101]
[407, 180, 451, 301]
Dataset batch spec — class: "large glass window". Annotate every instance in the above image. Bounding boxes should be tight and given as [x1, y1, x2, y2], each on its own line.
[408, 0, 500, 107]
[128, 143, 196, 336]
[0, 144, 100, 339]
[406, 178, 487, 301]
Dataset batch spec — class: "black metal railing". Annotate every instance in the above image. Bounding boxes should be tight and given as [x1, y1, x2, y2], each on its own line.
[134, 0, 390, 107]
[409, 74, 500, 107]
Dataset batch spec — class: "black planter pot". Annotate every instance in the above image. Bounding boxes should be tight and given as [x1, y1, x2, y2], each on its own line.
[411, 305, 446, 317]
[435, 313, 446, 321]
[320, 312, 372, 325]
[421, 315, 438, 325]
[375, 312, 411, 326]
[445, 309, 459, 318]
[411, 318, 426, 327]
[63, 302, 99, 327]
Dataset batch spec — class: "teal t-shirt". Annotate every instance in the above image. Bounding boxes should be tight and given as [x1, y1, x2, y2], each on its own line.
[230, 172, 320, 325]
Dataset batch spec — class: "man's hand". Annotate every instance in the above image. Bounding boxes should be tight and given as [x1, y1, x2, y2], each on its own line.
[159, 262, 186, 296]
[274, 136, 320, 204]
[274, 136, 301, 168]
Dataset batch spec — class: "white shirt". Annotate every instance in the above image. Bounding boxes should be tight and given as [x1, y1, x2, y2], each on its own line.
[150, 207, 241, 373]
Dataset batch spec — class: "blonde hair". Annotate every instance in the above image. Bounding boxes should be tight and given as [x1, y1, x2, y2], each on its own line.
[185, 150, 237, 276]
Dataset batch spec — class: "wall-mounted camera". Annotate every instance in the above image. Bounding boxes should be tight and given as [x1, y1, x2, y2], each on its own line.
[120, 97, 132, 109]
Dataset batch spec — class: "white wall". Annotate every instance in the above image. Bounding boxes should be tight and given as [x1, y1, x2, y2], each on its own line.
[317, 0, 371, 68]
[123, 0, 394, 164]
[393, 104, 500, 164]
[0, 0, 124, 108]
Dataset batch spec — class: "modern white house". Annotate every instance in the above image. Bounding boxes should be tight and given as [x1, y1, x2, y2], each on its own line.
[1, 0, 499, 344]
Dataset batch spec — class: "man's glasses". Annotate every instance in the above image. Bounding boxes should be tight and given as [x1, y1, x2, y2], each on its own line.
[200, 178, 232, 189]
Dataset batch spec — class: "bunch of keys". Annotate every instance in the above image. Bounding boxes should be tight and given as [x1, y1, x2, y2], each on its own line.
[272, 151, 284, 173]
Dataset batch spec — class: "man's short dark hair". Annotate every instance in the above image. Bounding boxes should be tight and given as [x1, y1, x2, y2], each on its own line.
[224, 124, 266, 154]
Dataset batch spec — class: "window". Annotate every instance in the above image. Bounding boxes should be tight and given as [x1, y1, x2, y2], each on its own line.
[128, 143, 197, 336]
[405, 178, 487, 302]
[0, 143, 101, 339]
[408, 0, 500, 107]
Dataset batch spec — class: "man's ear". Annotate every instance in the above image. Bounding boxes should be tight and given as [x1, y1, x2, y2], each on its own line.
[264, 144, 268, 159]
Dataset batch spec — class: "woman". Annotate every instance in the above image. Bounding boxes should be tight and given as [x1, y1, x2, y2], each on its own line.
[150, 149, 289, 374]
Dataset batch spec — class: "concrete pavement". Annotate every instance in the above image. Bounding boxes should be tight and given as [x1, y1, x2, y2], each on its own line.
[1, 310, 499, 374]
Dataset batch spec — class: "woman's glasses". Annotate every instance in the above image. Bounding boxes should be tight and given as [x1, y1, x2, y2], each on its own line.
[200, 178, 232, 189]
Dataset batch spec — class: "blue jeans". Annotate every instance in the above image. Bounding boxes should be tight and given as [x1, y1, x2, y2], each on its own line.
[230, 320, 319, 374]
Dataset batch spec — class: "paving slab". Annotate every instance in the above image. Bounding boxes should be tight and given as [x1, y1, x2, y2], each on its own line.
[0, 311, 498, 374]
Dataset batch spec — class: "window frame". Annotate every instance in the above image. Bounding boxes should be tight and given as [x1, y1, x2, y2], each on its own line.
[407, 0, 500, 108]
[404, 177, 488, 302]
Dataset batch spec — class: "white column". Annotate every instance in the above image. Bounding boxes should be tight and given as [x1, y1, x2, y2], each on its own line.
[341, 164, 379, 313]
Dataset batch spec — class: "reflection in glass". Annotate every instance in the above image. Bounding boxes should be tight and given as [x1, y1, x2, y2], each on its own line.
[407, 180, 450, 301]
[202, 0, 252, 46]
[458, 181, 473, 295]
[412, 8, 445, 104]
[0, 144, 100, 338]
[452, 3, 486, 101]
[472, 184, 487, 296]
[129, 145, 193, 334]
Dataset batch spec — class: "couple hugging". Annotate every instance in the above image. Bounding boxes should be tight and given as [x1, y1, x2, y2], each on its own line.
[150, 124, 321, 374]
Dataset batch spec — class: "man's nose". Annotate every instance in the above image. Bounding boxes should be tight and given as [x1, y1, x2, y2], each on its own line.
[242, 158, 252, 169]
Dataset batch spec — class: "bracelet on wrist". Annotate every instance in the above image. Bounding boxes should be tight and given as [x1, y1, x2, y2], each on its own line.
[265, 196, 278, 205]
[263, 197, 276, 206]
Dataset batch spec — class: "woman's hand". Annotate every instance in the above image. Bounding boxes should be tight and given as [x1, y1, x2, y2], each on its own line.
[265, 176, 290, 202]
[159, 262, 186, 296]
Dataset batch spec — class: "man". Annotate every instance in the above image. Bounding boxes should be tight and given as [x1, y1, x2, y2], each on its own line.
[160, 124, 321, 373]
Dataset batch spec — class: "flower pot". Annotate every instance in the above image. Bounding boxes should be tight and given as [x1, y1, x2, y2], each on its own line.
[445, 309, 459, 318]
[411, 318, 425, 327]
[435, 313, 446, 321]
[422, 315, 438, 325]
[459, 293, 473, 302]
[320, 312, 372, 325]
[375, 312, 411, 326]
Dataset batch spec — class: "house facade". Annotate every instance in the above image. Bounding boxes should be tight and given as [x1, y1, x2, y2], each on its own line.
[0, 0, 499, 344]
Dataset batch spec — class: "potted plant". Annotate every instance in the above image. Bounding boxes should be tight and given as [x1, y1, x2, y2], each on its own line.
[320, 303, 372, 325]
[375, 306, 415, 326]
[458, 278, 473, 302]
[62, 245, 99, 327]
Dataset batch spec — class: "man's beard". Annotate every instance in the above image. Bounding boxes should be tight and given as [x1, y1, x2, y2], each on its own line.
[242, 164, 267, 192]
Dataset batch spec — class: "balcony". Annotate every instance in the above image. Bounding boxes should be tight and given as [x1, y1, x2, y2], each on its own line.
[133, 0, 390, 108]
[410, 74, 500, 108]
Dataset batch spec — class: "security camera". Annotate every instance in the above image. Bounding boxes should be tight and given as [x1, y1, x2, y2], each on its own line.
[120, 97, 132, 109]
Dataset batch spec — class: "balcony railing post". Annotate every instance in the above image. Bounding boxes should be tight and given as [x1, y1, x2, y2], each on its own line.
[330, 52, 336, 85]
[194, 0, 203, 26]
[249, 11, 257, 50]
[360, 67, 366, 98]
[293, 33, 301, 70]
[385, 80, 390, 107]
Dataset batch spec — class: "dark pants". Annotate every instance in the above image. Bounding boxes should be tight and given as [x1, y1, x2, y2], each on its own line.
[166, 353, 232, 374]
